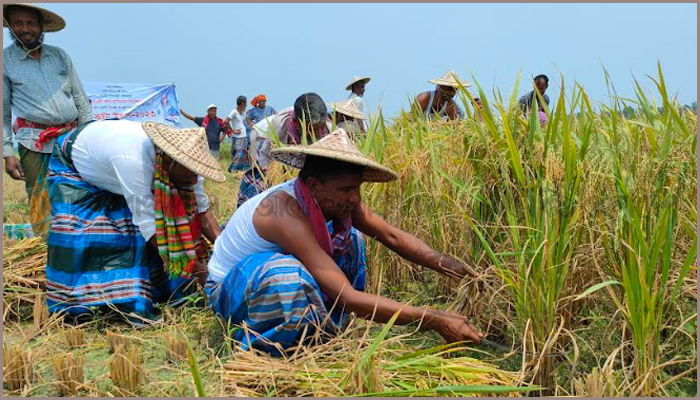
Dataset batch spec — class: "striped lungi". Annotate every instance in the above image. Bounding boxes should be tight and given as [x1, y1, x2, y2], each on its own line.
[45, 126, 195, 321]
[228, 136, 251, 173]
[237, 168, 268, 208]
[206, 228, 366, 354]
[18, 146, 51, 237]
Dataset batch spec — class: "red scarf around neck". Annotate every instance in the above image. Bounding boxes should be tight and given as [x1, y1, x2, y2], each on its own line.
[293, 178, 353, 259]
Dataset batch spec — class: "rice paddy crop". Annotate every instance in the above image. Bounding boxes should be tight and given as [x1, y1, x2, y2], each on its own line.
[2, 67, 697, 396]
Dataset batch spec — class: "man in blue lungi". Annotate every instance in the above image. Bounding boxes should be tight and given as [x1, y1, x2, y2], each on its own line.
[207, 128, 482, 353]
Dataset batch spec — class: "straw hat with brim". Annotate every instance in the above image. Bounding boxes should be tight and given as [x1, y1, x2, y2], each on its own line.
[345, 76, 371, 91]
[328, 100, 366, 120]
[429, 70, 471, 88]
[270, 128, 398, 183]
[3, 3, 65, 32]
[142, 121, 226, 183]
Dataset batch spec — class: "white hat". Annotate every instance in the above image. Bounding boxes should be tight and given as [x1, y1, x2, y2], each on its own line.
[270, 128, 398, 183]
[206, 104, 217, 110]
[429, 70, 471, 88]
[3, 3, 65, 32]
[345, 76, 371, 91]
[142, 122, 226, 183]
[328, 100, 366, 120]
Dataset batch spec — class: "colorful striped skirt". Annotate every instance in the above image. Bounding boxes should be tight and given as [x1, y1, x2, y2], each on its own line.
[45, 128, 195, 322]
[206, 228, 366, 354]
[228, 136, 251, 172]
[237, 168, 268, 208]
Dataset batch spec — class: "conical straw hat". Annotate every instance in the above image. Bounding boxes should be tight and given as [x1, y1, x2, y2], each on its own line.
[345, 76, 371, 91]
[3, 3, 65, 32]
[270, 128, 398, 183]
[142, 121, 226, 183]
[328, 100, 366, 120]
[428, 70, 471, 88]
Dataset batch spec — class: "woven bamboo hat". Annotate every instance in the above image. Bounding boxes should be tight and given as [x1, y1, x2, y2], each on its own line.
[345, 76, 371, 91]
[328, 100, 366, 120]
[270, 128, 398, 183]
[142, 121, 226, 183]
[429, 70, 471, 88]
[3, 3, 65, 32]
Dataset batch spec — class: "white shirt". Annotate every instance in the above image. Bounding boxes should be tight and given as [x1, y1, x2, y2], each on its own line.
[208, 179, 295, 283]
[71, 120, 210, 241]
[226, 108, 247, 139]
[249, 107, 333, 170]
[347, 92, 367, 113]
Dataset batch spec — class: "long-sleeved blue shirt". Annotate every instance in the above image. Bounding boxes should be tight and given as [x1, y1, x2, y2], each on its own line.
[3, 42, 93, 157]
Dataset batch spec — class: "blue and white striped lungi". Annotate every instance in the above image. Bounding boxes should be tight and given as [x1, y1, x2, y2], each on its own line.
[205, 229, 366, 353]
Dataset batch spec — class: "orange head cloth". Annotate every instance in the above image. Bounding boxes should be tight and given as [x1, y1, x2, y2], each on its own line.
[251, 94, 267, 107]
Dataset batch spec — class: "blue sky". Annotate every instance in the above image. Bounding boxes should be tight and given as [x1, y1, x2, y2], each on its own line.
[5, 3, 697, 126]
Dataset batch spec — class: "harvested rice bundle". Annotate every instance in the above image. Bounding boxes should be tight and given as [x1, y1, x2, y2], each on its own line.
[3, 238, 47, 319]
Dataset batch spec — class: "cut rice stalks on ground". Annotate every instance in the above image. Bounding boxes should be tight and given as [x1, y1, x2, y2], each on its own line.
[3, 238, 47, 322]
[223, 319, 536, 397]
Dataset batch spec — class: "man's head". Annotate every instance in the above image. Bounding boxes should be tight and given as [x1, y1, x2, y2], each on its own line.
[236, 95, 247, 110]
[534, 74, 549, 95]
[206, 105, 217, 118]
[292, 93, 329, 141]
[5, 5, 43, 48]
[437, 85, 457, 102]
[474, 97, 483, 109]
[161, 152, 199, 189]
[300, 155, 365, 219]
[351, 81, 366, 96]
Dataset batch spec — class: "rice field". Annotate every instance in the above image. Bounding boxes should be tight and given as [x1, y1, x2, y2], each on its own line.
[3, 68, 697, 396]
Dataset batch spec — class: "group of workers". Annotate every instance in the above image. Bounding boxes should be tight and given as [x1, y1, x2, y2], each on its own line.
[4, 3, 552, 353]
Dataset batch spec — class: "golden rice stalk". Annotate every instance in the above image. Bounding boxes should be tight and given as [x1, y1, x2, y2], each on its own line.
[53, 352, 85, 396]
[62, 325, 85, 349]
[110, 344, 142, 396]
[3, 342, 33, 392]
[164, 330, 188, 363]
[106, 329, 131, 354]
[32, 294, 49, 331]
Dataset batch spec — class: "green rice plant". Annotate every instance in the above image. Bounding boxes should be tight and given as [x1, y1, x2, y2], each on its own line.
[590, 64, 698, 396]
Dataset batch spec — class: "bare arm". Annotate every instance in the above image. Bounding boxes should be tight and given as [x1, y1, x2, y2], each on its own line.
[254, 192, 482, 343]
[198, 209, 221, 244]
[352, 203, 478, 280]
[180, 108, 196, 122]
[412, 92, 430, 115]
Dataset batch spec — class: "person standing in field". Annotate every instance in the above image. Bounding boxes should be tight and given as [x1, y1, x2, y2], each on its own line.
[413, 70, 470, 121]
[245, 94, 276, 134]
[238, 93, 332, 208]
[180, 104, 231, 159]
[346, 76, 370, 132]
[519, 74, 550, 114]
[3, 3, 93, 237]
[206, 128, 483, 353]
[45, 120, 224, 324]
[224, 95, 251, 173]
